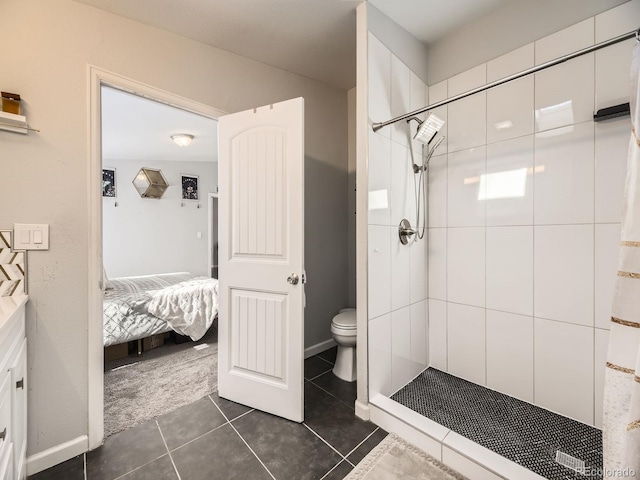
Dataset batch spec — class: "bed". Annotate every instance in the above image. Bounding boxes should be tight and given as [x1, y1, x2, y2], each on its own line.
[103, 272, 219, 347]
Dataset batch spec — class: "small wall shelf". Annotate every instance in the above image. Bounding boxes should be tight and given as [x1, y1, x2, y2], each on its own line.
[0, 111, 28, 134]
[133, 167, 169, 198]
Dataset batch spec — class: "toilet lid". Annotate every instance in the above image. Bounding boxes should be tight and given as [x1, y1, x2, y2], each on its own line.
[332, 310, 356, 328]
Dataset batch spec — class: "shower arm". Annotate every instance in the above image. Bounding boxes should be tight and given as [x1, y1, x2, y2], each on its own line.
[372, 28, 640, 133]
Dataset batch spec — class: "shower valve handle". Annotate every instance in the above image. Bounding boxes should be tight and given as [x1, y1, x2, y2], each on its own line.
[398, 219, 417, 245]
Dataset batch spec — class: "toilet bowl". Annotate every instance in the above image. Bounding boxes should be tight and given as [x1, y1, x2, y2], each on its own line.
[330, 308, 357, 382]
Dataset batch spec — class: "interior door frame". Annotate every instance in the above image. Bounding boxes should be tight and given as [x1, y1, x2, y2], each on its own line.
[208, 192, 219, 278]
[87, 66, 227, 449]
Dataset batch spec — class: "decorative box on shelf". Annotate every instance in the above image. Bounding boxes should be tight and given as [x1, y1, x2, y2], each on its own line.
[0, 112, 27, 135]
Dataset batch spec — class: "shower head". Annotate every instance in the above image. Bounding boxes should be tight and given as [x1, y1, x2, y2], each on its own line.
[411, 112, 445, 145]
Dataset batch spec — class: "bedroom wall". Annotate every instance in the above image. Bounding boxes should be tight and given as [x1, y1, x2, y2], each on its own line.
[0, 0, 349, 464]
[102, 159, 217, 278]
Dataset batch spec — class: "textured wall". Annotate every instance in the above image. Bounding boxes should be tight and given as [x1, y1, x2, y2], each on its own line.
[102, 159, 217, 278]
[0, 0, 348, 458]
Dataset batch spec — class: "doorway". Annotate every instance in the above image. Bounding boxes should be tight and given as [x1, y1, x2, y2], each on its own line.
[88, 67, 227, 448]
[209, 193, 219, 279]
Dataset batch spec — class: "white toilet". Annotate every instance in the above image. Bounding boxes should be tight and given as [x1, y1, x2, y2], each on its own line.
[330, 308, 357, 382]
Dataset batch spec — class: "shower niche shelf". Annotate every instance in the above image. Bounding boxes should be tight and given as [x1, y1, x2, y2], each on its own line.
[0, 111, 28, 135]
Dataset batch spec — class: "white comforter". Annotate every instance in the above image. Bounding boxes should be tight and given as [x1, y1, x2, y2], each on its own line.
[147, 277, 219, 341]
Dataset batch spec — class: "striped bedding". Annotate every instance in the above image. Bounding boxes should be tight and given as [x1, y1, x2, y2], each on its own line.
[103, 272, 199, 347]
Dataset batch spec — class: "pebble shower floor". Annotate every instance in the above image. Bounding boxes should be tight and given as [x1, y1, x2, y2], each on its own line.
[391, 368, 602, 480]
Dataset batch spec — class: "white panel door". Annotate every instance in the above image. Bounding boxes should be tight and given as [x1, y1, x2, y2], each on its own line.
[218, 98, 305, 422]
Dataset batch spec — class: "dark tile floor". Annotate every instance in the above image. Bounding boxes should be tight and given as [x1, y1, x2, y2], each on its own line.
[30, 347, 386, 480]
[392, 368, 602, 480]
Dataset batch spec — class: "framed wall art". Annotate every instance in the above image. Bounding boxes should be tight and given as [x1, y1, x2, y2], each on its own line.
[102, 167, 116, 197]
[181, 174, 199, 200]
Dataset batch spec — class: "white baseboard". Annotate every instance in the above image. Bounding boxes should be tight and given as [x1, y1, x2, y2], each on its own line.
[304, 338, 336, 359]
[26, 435, 89, 476]
[355, 399, 370, 420]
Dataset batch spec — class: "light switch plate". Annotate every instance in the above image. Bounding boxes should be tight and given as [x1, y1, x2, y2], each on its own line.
[13, 224, 49, 250]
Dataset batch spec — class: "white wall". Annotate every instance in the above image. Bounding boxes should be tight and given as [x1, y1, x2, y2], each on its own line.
[103, 159, 217, 278]
[367, 4, 429, 85]
[366, 24, 430, 398]
[348, 88, 357, 308]
[365, 0, 639, 429]
[424, 2, 639, 428]
[0, 0, 348, 461]
[426, 0, 629, 85]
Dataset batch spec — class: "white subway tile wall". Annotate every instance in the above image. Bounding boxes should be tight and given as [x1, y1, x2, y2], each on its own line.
[534, 18, 594, 65]
[391, 306, 413, 393]
[595, 224, 622, 330]
[447, 146, 486, 227]
[533, 318, 594, 424]
[427, 228, 446, 301]
[367, 2, 633, 427]
[533, 122, 595, 225]
[534, 224, 594, 327]
[487, 77, 534, 144]
[595, 120, 629, 223]
[368, 33, 391, 138]
[594, 328, 610, 429]
[427, 154, 448, 227]
[486, 43, 534, 82]
[427, 80, 448, 155]
[486, 310, 534, 403]
[368, 313, 393, 397]
[390, 55, 412, 147]
[447, 303, 486, 385]
[428, 299, 448, 371]
[447, 227, 486, 308]
[485, 136, 534, 226]
[410, 300, 429, 377]
[367, 33, 430, 401]
[486, 226, 533, 316]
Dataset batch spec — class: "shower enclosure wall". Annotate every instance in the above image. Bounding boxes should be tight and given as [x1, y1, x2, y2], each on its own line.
[357, 1, 640, 478]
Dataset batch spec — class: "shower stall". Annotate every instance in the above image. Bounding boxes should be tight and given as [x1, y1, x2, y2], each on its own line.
[356, 2, 640, 479]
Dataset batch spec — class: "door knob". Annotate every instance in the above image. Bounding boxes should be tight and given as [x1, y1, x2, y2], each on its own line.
[287, 274, 299, 285]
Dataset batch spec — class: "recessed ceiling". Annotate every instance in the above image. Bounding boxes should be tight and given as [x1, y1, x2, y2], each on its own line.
[101, 86, 217, 163]
[368, 0, 513, 44]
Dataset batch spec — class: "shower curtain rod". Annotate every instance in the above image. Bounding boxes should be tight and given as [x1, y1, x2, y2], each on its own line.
[372, 28, 640, 133]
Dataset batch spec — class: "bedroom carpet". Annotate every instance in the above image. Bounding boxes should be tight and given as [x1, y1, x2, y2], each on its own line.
[104, 327, 218, 437]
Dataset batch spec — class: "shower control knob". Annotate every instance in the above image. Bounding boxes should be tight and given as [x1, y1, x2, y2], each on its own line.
[287, 274, 299, 285]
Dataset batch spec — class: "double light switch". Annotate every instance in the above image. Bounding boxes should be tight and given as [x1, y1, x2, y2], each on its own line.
[13, 224, 49, 250]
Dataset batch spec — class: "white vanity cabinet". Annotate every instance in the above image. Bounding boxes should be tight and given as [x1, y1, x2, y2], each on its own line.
[0, 296, 27, 480]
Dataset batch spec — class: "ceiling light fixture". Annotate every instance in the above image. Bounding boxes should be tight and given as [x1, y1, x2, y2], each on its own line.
[171, 134, 194, 147]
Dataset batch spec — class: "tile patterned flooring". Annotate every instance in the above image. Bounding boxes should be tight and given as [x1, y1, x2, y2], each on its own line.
[392, 368, 603, 480]
[29, 347, 387, 480]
